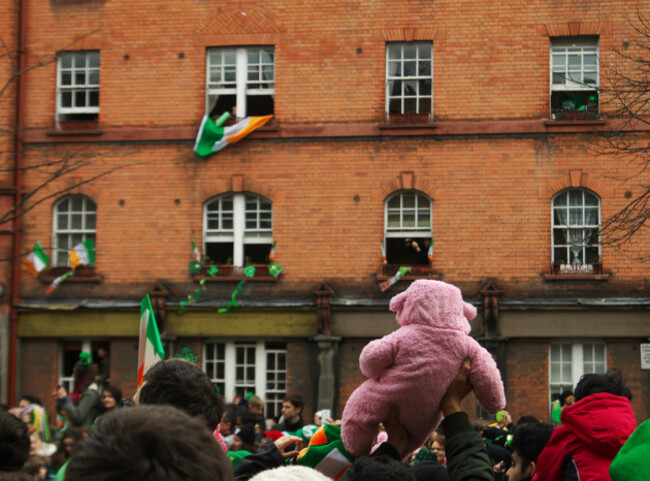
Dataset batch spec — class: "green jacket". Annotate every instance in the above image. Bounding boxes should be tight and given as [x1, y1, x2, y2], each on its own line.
[442, 412, 495, 481]
[58, 388, 101, 430]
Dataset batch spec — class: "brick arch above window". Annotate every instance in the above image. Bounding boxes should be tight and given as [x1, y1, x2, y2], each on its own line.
[379, 27, 442, 41]
[198, 175, 274, 203]
[539, 21, 612, 37]
[52, 182, 103, 206]
[380, 171, 436, 200]
[196, 3, 285, 46]
[542, 169, 612, 200]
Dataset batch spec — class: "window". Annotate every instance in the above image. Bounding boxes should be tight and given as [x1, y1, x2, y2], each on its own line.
[549, 343, 606, 396]
[386, 42, 433, 120]
[52, 195, 97, 267]
[203, 193, 272, 266]
[550, 38, 599, 120]
[58, 340, 109, 393]
[204, 341, 287, 419]
[552, 189, 601, 268]
[206, 47, 274, 118]
[57, 51, 100, 123]
[384, 190, 432, 266]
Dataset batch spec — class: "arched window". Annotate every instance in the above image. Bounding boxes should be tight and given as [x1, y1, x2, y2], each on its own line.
[52, 195, 97, 267]
[552, 189, 601, 266]
[384, 190, 432, 265]
[203, 193, 272, 266]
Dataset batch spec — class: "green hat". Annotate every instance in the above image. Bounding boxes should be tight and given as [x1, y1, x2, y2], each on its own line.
[610, 419, 650, 481]
[228, 450, 252, 469]
[78, 352, 91, 366]
[245, 392, 255, 401]
[588, 95, 597, 102]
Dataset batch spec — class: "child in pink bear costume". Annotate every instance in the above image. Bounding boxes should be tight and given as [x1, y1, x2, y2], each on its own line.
[341, 279, 506, 459]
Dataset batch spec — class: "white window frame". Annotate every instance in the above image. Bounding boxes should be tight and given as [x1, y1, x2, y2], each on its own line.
[549, 342, 607, 397]
[551, 189, 601, 265]
[203, 193, 272, 266]
[384, 190, 432, 239]
[203, 341, 287, 419]
[56, 51, 100, 119]
[52, 195, 97, 267]
[206, 46, 275, 117]
[385, 42, 433, 120]
[550, 38, 599, 91]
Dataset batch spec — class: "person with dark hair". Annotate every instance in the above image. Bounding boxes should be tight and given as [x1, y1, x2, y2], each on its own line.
[533, 369, 637, 481]
[50, 427, 84, 473]
[505, 421, 554, 481]
[232, 423, 259, 453]
[0, 410, 31, 472]
[551, 390, 574, 425]
[137, 359, 225, 432]
[56, 352, 101, 430]
[64, 405, 233, 481]
[100, 385, 122, 413]
[221, 407, 238, 449]
[275, 394, 304, 435]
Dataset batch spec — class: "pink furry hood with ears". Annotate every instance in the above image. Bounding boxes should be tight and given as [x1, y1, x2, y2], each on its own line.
[389, 280, 476, 334]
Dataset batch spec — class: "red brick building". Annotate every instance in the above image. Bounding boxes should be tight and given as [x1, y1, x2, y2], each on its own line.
[1, 0, 649, 424]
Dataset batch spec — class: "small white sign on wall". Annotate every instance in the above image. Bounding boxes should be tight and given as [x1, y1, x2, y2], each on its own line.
[641, 343, 650, 370]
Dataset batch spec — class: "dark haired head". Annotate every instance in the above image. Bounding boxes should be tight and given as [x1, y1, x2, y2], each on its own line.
[574, 369, 632, 402]
[19, 395, 42, 406]
[284, 394, 304, 410]
[65, 405, 233, 481]
[139, 359, 224, 431]
[516, 415, 540, 426]
[511, 422, 554, 471]
[343, 454, 416, 481]
[559, 390, 574, 406]
[103, 385, 123, 404]
[0, 410, 30, 471]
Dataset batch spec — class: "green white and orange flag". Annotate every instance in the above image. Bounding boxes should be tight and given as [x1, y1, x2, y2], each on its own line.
[69, 239, 95, 269]
[23, 242, 50, 277]
[45, 270, 73, 295]
[296, 424, 354, 479]
[137, 295, 165, 387]
[192, 240, 202, 263]
[194, 112, 272, 158]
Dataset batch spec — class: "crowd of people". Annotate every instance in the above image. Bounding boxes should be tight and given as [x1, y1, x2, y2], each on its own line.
[1, 353, 647, 481]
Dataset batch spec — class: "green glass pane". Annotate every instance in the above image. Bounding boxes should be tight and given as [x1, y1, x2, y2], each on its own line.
[388, 45, 400, 59]
[551, 363, 560, 382]
[562, 344, 572, 359]
[61, 54, 72, 69]
[88, 53, 100, 68]
[550, 345, 560, 361]
[403, 44, 416, 59]
[402, 194, 415, 208]
[554, 192, 567, 206]
[403, 212, 415, 227]
[418, 43, 431, 59]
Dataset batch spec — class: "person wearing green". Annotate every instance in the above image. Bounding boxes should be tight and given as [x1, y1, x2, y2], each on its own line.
[610, 419, 650, 481]
[551, 390, 574, 425]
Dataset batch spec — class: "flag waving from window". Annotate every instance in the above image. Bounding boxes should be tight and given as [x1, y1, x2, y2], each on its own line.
[23, 242, 50, 277]
[69, 238, 95, 269]
[137, 295, 165, 387]
[194, 112, 272, 158]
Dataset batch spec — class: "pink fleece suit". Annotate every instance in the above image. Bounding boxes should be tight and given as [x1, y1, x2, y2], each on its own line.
[341, 280, 506, 459]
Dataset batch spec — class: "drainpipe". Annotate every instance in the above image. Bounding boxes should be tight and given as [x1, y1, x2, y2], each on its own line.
[8, 0, 28, 405]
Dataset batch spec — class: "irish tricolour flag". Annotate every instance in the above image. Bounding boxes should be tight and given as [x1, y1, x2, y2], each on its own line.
[23, 242, 50, 277]
[194, 112, 272, 158]
[69, 238, 95, 269]
[137, 295, 165, 387]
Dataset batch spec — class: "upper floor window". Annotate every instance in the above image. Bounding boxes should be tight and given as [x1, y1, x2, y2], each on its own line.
[386, 42, 433, 121]
[549, 342, 606, 396]
[550, 38, 599, 120]
[57, 51, 100, 123]
[384, 190, 432, 266]
[552, 189, 601, 269]
[206, 47, 274, 119]
[52, 195, 97, 267]
[204, 341, 286, 420]
[203, 193, 272, 266]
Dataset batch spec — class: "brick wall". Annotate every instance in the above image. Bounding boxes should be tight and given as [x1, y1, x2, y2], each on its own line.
[505, 340, 550, 422]
[107, 338, 139, 400]
[608, 339, 650, 423]
[19, 339, 59, 415]
[337, 339, 370, 418]
[286, 339, 317, 423]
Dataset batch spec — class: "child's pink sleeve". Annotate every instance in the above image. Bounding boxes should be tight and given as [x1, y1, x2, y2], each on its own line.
[359, 335, 397, 379]
[467, 340, 507, 412]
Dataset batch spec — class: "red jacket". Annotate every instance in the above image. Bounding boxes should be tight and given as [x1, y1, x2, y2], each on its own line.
[533, 393, 636, 481]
